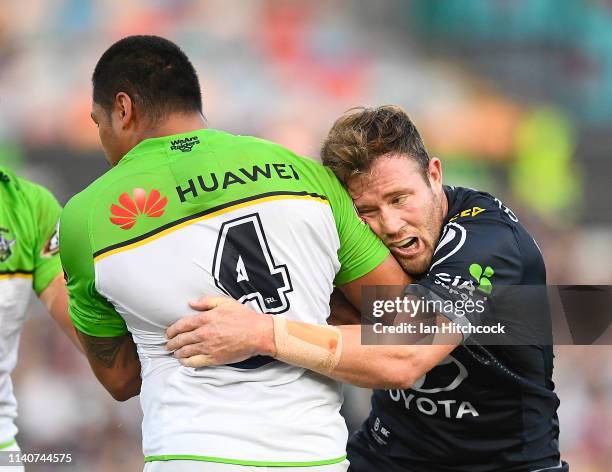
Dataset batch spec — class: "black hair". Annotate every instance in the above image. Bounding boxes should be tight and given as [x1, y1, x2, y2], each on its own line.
[92, 35, 202, 120]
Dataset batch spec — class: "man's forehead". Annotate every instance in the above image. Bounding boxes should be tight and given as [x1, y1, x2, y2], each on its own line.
[347, 156, 421, 199]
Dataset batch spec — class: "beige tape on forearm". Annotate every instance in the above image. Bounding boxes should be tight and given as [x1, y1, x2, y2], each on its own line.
[272, 317, 343, 375]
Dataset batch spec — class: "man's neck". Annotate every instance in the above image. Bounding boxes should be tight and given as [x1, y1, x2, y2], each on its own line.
[139, 112, 207, 142]
[441, 187, 449, 220]
[113, 112, 208, 167]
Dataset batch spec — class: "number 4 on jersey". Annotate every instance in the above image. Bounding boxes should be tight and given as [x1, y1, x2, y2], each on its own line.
[213, 214, 292, 314]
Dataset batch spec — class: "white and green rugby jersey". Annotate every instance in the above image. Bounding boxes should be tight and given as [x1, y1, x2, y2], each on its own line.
[0, 166, 61, 446]
[60, 129, 389, 468]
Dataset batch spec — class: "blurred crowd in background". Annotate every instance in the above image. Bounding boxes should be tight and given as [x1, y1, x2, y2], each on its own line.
[1, 0, 611, 470]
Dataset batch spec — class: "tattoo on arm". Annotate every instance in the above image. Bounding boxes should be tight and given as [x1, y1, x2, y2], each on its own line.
[77, 332, 131, 368]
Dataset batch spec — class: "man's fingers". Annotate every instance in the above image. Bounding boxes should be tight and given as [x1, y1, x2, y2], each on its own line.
[173, 344, 204, 359]
[166, 328, 205, 350]
[189, 295, 234, 311]
[179, 354, 214, 368]
[167, 296, 237, 340]
[166, 313, 210, 340]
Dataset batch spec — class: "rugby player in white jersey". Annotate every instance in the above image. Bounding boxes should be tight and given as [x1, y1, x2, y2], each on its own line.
[60, 36, 409, 471]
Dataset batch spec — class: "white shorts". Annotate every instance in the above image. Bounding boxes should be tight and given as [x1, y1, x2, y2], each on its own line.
[143, 459, 350, 472]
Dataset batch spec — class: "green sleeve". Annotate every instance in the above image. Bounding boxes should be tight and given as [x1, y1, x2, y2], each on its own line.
[60, 195, 128, 337]
[20, 181, 62, 295]
[323, 168, 390, 285]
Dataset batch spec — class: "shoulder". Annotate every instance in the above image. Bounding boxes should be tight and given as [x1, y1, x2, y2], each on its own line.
[1, 168, 60, 216]
[224, 134, 343, 199]
[441, 187, 526, 258]
[63, 164, 125, 218]
[224, 133, 326, 170]
[445, 186, 518, 227]
[428, 187, 544, 285]
[0, 166, 17, 188]
[61, 171, 117, 240]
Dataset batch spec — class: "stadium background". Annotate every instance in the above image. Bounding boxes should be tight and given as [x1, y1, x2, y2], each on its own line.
[1, 0, 610, 470]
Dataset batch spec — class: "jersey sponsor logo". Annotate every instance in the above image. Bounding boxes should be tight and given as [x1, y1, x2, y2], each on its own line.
[42, 219, 60, 257]
[175, 163, 301, 203]
[109, 188, 168, 230]
[433, 272, 476, 300]
[449, 206, 486, 222]
[412, 355, 467, 393]
[0, 227, 16, 262]
[170, 136, 200, 152]
[469, 263, 494, 294]
[388, 355, 480, 419]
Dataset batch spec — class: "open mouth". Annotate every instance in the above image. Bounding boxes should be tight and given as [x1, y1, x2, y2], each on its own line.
[388, 236, 421, 259]
[393, 236, 417, 249]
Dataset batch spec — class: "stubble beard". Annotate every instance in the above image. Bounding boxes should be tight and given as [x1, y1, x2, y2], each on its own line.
[395, 194, 444, 277]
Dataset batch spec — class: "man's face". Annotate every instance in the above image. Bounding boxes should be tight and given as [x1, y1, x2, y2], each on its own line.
[91, 101, 133, 166]
[348, 155, 447, 276]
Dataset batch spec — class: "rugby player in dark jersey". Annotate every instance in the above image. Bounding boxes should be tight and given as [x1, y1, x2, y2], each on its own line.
[166, 105, 568, 472]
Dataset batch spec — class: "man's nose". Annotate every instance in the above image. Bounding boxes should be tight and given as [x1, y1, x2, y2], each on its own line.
[379, 208, 405, 240]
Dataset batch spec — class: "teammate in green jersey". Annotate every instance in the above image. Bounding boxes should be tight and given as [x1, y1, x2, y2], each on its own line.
[59, 35, 407, 471]
[0, 166, 81, 469]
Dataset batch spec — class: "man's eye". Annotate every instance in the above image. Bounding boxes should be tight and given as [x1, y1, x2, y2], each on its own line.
[358, 209, 376, 217]
[391, 195, 408, 205]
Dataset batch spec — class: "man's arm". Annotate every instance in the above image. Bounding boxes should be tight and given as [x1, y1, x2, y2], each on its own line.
[41, 273, 141, 400]
[26, 182, 83, 352]
[60, 193, 141, 402]
[328, 251, 412, 325]
[338, 253, 411, 307]
[291, 324, 457, 389]
[38, 274, 83, 352]
[166, 295, 459, 389]
[328, 289, 359, 325]
[76, 331, 141, 401]
[166, 256, 460, 389]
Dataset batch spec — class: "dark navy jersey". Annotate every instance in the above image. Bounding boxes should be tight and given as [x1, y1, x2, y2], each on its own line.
[348, 186, 564, 472]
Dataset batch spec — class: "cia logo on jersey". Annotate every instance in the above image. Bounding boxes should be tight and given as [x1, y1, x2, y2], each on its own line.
[0, 227, 16, 262]
[110, 188, 168, 230]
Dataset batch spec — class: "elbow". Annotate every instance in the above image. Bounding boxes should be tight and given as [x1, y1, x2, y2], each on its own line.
[105, 377, 141, 402]
[393, 370, 418, 390]
[109, 388, 136, 402]
[385, 354, 423, 390]
[380, 365, 417, 390]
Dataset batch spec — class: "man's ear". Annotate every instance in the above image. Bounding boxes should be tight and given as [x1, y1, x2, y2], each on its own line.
[114, 92, 134, 129]
[428, 157, 443, 188]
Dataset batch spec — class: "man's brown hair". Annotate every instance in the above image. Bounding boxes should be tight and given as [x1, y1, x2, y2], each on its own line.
[321, 105, 430, 185]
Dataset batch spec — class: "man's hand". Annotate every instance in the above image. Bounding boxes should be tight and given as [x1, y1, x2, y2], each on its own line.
[166, 296, 276, 368]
